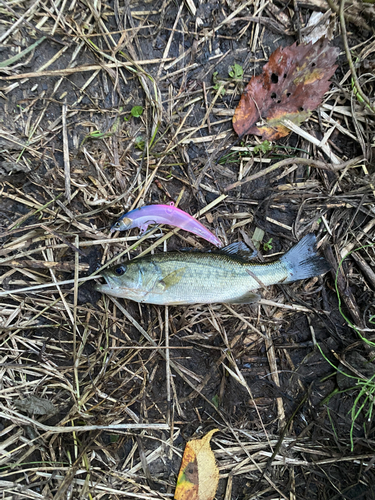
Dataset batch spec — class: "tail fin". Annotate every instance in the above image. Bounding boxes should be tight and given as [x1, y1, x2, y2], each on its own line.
[280, 234, 330, 283]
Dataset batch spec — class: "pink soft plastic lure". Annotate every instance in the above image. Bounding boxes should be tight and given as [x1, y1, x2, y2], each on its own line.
[111, 203, 222, 247]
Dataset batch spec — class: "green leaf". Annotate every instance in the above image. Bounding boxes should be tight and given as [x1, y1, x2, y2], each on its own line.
[263, 238, 273, 251]
[131, 105, 144, 118]
[253, 140, 272, 155]
[135, 136, 145, 150]
[212, 71, 226, 95]
[0, 36, 46, 68]
[228, 63, 243, 79]
[212, 394, 220, 408]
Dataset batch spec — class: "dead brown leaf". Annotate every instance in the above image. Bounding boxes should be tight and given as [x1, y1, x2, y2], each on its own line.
[233, 38, 339, 140]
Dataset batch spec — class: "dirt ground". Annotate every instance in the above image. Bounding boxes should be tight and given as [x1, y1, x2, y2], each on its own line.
[1, 1, 375, 499]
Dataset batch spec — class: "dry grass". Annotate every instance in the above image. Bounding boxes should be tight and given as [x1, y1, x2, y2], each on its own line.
[1, 0, 375, 498]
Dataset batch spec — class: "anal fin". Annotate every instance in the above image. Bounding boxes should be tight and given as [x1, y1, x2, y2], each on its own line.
[222, 291, 260, 304]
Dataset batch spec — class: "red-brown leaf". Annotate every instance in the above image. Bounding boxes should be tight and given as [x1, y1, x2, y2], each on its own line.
[233, 38, 339, 141]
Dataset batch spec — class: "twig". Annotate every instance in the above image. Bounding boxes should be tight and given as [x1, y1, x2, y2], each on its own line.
[0, 408, 169, 433]
[165, 305, 171, 427]
[325, 0, 372, 33]
[224, 156, 364, 191]
[0, 0, 66, 46]
[264, 328, 286, 430]
[324, 245, 365, 329]
[0, 275, 101, 297]
[339, 0, 375, 113]
[62, 101, 71, 202]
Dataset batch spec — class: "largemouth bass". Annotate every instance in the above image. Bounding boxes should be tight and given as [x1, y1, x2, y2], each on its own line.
[96, 234, 329, 305]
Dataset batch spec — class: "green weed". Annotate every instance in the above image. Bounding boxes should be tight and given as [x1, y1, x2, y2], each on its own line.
[212, 71, 226, 95]
[124, 105, 144, 121]
[253, 140, 272, 155]
[319, 242, 375, 450]
[228, 63, 243, 79]
[135, 136, 145, 150]
[81, 109, 122, 146]
[263, 238, 273, 251]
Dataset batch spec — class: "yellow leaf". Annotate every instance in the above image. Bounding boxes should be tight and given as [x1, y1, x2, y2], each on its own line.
[174, 429, 219, 500]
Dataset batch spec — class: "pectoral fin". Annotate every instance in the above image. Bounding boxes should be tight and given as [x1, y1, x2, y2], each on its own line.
[154, 267, 186, 292]
[222, 291, 260, 304]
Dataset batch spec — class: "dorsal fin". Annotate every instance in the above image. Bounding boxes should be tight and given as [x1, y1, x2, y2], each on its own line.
[219, 242, 258, 261]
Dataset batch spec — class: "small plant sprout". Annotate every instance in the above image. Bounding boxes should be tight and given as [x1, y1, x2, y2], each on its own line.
[253, 140, 272, 155]
[212, 72, 226, 95]
[135, 136, 145, 150]
[131, 105, 143, 118]
[228, 63, 243, 79]
[212, 394, 220, 408]
[81, 110, 122, 145]
[263, 238, 273, 251]
[124, 105, 144, 121]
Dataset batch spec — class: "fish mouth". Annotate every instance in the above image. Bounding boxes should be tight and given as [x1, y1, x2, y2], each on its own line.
[95, 276, 150, 302]
[95, 272, 116, 291]
[95, 274, 126, 296]
[100, 271, 118, 286]
[96, 271, 134, 291]
[95, 282, 111, 293]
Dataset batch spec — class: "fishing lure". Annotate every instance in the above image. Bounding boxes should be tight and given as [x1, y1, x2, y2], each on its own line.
[111, 203, 222, 247]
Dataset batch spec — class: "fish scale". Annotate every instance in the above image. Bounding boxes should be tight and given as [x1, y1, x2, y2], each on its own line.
[141, 253, 264, 304]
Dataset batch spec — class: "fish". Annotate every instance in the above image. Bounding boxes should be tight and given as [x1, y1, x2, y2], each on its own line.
[110, 203, 222, 247]
[96, 234, 329, 306]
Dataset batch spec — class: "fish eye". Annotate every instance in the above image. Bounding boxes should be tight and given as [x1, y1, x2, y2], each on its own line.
[115, 266, 126, 276]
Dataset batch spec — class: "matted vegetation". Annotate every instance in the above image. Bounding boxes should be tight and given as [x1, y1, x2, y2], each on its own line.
[0, 0, 374, 498]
